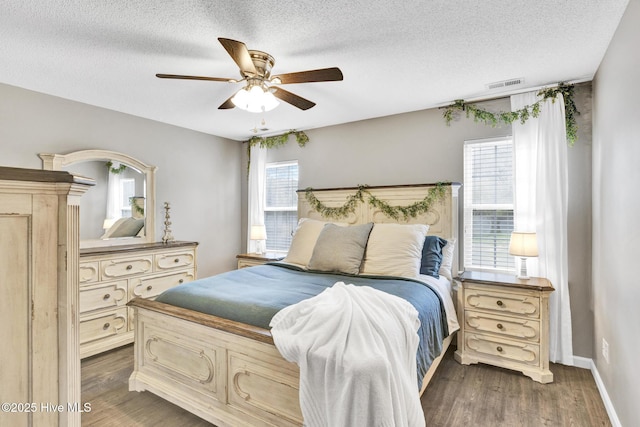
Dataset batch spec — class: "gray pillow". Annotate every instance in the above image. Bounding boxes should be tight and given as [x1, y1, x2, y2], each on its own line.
[308, 222, 374, 275]
[109, 217, 145, 238]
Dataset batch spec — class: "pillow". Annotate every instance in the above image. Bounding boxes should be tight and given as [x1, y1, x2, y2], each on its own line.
[360, 223, 429, 278]
[308, 223, 374, 275]
[106, 217, 145, 238]
[283, 218, 346, 267]
[438, 238, 457, 281]
[420, 235, 447, 278]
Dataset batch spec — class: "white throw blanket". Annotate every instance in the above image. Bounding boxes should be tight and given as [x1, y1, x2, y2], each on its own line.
[269, 282, 426, 427]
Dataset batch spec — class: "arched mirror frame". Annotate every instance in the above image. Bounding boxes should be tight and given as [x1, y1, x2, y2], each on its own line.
[40, 150, 157, 247]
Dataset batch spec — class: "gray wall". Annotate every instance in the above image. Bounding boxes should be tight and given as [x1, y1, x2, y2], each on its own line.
[0, 82, 242, 277]
[592, 0, 640, 425]
[244, 90, 594, 359]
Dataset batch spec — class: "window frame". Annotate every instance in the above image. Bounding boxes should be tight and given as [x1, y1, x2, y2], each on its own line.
[263, 160, 299, 254]
[463, 136, 515, 274]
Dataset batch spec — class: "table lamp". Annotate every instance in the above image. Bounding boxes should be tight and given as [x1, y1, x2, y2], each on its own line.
[250, 224, 267, 255]
[509, 231, 538, 280]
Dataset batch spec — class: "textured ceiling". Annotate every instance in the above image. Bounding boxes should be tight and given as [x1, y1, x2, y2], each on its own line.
[0, 1, 629, 141]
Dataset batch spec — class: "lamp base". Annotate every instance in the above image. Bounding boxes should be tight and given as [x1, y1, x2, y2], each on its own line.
[517, 257, 530, 280]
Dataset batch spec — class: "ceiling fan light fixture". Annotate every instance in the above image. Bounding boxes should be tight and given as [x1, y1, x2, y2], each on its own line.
[231, 84, 279, 113]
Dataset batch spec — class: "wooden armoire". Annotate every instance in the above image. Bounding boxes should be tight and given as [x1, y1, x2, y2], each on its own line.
[0, 166, 92, 427]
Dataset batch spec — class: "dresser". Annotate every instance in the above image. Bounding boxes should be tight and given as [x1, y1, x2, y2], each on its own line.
[0, 166, 92, 427]
[236, 252, 284, 268]
[79, 241, 198, 358]
[454, 271, 555, 383]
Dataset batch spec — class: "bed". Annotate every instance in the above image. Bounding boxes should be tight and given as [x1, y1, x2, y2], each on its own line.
[128, 183, 460, 427]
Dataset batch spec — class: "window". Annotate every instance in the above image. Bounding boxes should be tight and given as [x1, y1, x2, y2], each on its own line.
[119, 178, 135, 217]
[463, 137, 514, 273]
[264, 161, 299, 253]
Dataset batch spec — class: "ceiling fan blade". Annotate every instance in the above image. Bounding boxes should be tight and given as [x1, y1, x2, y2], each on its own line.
[272, 87, 316, 110]
[218, 95, 235, 110]
[272, 67, 343, 84]
[218, 38, 258, 77]
[156, 73, 232, 82]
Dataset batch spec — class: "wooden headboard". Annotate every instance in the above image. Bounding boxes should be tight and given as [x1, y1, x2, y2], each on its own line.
[297, 183, 461, 273]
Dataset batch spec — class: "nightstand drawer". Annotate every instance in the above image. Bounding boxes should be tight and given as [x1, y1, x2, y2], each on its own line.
[464, 311, 540, 342]
[102, 256, 153, 279]
[464, 333, 540, 367]
[79, 280, 128, 314]
[155, 250, 195, 271]
[79, 261, 99, 283]
[130, 271, 194, 299]
[79, 308, 128, 345]
[465, 286, 540, 318]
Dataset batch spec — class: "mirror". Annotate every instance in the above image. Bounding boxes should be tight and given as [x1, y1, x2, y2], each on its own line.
[40, 150, 157, 248]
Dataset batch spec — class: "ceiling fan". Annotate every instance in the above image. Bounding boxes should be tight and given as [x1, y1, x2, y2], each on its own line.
[156, 38, 343, 112]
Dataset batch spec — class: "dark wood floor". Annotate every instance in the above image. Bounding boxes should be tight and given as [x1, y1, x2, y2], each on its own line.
[81, 345, 611, 426]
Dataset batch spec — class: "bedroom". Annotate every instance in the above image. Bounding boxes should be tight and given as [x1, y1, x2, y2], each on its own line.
[0, 1, 638, 426]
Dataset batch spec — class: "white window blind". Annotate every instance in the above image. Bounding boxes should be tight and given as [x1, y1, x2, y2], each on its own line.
[463, 137, 515, 272]
[264, 161, 298, 253]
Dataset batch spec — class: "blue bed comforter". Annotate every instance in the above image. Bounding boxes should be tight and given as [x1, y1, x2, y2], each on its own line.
[155, 262, 448, 382]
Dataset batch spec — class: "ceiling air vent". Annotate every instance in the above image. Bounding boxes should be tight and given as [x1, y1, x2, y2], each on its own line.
[486, 78, 524, 90]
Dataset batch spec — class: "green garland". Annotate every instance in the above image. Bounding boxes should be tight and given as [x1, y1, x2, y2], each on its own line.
[129, 197, 145, 216]
[304, 183, 448, 221]
[105, 161, 127, 174]
[246, 130, 309, 150]
[442, 83, 579, 145]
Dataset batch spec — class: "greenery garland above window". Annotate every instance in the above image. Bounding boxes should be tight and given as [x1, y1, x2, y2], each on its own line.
[105, 161, 126, 174]
[304, 182, 448, 221]
[442, 83, 579, 146]
[246, 130, 309, 150]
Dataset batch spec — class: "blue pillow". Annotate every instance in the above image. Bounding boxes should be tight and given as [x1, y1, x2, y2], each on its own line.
[420, 236, 447, 278]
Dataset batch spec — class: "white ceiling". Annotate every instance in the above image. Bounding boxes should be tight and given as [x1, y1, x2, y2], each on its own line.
[0, 1, 629, 141]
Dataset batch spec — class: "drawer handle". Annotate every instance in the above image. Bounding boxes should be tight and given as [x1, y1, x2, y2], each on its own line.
[146, 285, 153, 291]
[496, 346, 503, 352]
[174, 258, 180, 263]
[103, 293, 111, 300]
[103, 322, 110, 330]
[126, 264, 133, 270]
[178, 279, 184, 284]
[496, 300, 504, 307]
[496, 323, 503, 330]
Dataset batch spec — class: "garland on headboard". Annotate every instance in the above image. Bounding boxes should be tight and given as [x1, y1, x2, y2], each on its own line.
[441, 83, 579, 145]
[304, 183, 448, 221]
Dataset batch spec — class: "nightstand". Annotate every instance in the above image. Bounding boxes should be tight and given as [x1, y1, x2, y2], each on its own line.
[236, 252, 285, 269]
[454, 271, 555, 383]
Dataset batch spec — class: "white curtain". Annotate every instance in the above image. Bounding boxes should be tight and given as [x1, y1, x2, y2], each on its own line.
[511, 91, 573, 365]
[247, 144, 267, 253]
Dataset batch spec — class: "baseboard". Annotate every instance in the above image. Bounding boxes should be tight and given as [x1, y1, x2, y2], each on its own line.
[589, 360, 622, 427]
[572, 355, 592, 370]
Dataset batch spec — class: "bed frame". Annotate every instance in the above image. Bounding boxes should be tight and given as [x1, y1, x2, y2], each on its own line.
[129, 183, 460, 427]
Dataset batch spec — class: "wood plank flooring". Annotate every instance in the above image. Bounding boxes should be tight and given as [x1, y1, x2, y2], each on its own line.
[81, 345, 611, 426]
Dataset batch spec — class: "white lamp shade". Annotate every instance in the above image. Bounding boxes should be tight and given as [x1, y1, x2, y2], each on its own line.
[250, 224, 267, 240]
[231, 85, 279, 113]
[509, 232, 538, 257]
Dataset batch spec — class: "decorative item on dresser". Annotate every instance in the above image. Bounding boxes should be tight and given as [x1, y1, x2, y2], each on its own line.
[236, 252, 285, 269]
[0, 166, 93, 427]
[79, 241, 198, 358]
[454, 270, 555, 383]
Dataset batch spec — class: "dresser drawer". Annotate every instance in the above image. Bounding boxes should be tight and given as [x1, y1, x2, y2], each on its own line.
[102, 255, 153, 279]
[465, 286, 540, 318]
[79, 280, 128, 314]
[464, 333, 540, 367]
[155, 250, 195, 271]
[79, 261, 99, 284]
[464, 310, 540, 342]
[130, 270, 195, 299]
[79, 308, 128, 345]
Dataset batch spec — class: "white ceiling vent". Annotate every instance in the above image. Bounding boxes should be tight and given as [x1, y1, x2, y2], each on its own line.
[486, 78, 524, 90]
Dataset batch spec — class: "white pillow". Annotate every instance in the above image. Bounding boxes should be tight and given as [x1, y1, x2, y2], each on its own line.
[283, 218, 346, 268]
[360, 223, 429, 278]
[439, 238, 457, 281]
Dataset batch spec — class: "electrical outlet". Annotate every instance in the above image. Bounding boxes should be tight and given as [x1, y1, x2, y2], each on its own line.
[602, 338, 610, 363]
